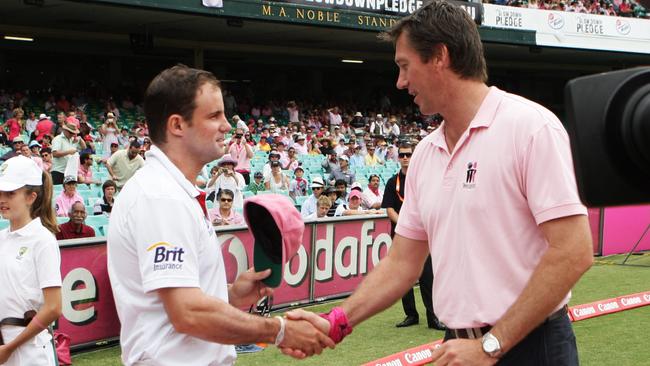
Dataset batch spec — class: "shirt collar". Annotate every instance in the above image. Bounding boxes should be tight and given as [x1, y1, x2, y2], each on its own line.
[10, 218, 44, 237]
[429, 86, 505, 149]
[146, 145, 201, 199]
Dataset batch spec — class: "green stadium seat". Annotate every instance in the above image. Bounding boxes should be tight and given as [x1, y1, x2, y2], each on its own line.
[0, 219, 9, 230]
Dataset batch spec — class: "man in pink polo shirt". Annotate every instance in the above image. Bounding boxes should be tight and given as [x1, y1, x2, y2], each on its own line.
[228, 128, 254, 184]
[285, 1, 593, 365]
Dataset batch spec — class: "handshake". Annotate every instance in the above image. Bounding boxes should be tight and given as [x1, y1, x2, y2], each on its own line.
[273, 307, 352, 359]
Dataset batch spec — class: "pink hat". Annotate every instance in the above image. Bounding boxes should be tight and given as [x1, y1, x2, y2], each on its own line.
[243, 194, 304, 287]
[348, 190, 362, 200]
[217, 154, 238, 166]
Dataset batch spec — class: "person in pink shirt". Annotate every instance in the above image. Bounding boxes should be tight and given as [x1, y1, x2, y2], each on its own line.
[227, 128, 253, 184]
[35, 114, 55, 142]
[54, 176, 84, 217]
[4, 108, 24, 142]
[208, 189, 244, 226]
[77, 153, 101, 185]
[40, 148, 53, 172]
[286, 2, 593, 365]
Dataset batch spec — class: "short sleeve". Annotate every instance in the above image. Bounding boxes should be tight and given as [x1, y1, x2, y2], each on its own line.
[381, 176, 396, 209]
[130, 197, 202, 292]
[522, 124, 587, 224]
[51, 136, 63, 152]
[34, 234, 62, 289]
[107, 150, 119, 166]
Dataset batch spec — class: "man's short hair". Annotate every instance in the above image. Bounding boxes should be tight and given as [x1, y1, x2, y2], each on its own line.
[317, 195, 332, 208]
[129, 140, 141, 149]
[379, 0, 487, 82]
[69, 201, 86, 216]
[335, 179, 348, 187]
[144, 64, 221, 145]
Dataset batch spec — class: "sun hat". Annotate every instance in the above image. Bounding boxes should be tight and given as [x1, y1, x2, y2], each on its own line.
[311, 176, 325, 188]
[38, 113, 49, 120]
[218, 154, 238, 166]
[0, 156, 42, 191]
[243, 194, 304, 287]
[62, 121, 80, 134]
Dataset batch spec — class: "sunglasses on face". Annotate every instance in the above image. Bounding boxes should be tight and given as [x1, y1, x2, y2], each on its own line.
[312, 187, 323, 190]
[399, 152, 413, 158]
[220, 198, 233, 203]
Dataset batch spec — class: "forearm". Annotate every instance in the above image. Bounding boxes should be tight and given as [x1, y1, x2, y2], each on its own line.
[341, 235, 428, 327]
[52, 150, 68, 158]
[492, 216, 593, 352]
[106, 165, 116, 178]
[163, 290, 280, 345]
[386, 208, 399, 224]
[6, 290, 61, 352]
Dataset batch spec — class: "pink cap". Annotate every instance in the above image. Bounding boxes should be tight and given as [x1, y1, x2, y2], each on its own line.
[243, 194, 304, 287]
[348, 190, 362, 200]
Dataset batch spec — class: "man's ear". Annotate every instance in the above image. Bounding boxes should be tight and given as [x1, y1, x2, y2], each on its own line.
[166, 114, 187, 139]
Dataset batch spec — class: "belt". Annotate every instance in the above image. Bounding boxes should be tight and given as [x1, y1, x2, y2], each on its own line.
[448, 305, 569, 340]
[0, 310, 36, 345]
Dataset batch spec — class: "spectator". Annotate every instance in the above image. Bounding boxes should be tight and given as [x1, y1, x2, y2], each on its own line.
[388, 116, 401, 137]
[100, 116, 120, 158]
[256, 135, 271, 152]
[228, 128, 254, 184]
[349, 144, 365, 170]
[55, 176, 84, 217]
[209, 189, 245, 226]
[304, 195, 332, 220]
[212, 154, 245, 210]
[262, 151, 282, 180]
[29, 140, 41, 156]
[350, 112, 366, 130]
[51, 121, 86, 185]
[284, 146, 300, 171]
[19, 144, 44, 171]
[334, 190, 366, 216]
[34, 114, 55, 142]
[56, 201, 96, 239]
[364, 143, 384, 167]
[232, 115, 248, 131]
[204, 166, 220, 201]
[293, 134, 308, 155]
[300, 176, 324, 218]
[289, 166, 308, 199]
[321, 151, 340, 174]
[327, 106, 342, 131]
[362, 174, 384, 209]
[78, 152, 101, 185]
[3, 107, 24, 142]
[324, 187, 340, 217]
[117, 128, 130, 147]
[265, 161, 290, 193]
[25, 111, 38, 137]
[328, 155, 355, 186]
[247, 171, 266, 194]
[287, 101, 300, 123]
[0, 137, 25, 162]
[106, 140, 145, 189]
[334, 179, 349, 203]
[40, 147, 52, 172]
[93, 180, 117, 216]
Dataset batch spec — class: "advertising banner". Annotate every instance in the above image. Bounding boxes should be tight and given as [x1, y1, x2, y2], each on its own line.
[58, 216, 392, 347]
[58, 244, 120, 347]
[601, 205, 650, 256]
[218, 226, 313, 307]
[483, 4, 650, 54]
[312, 218, 392, 299]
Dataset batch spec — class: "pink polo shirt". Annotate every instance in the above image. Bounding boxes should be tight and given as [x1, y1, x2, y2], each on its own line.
[395, 87, 587, 329]
[55, 192, 84, 217]
[228, 142, 251, 172]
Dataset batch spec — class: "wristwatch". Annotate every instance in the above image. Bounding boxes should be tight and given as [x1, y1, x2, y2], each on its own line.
[481, 332, 502, 358]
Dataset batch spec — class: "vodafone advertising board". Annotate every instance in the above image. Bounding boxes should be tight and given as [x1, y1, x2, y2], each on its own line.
[57, 216, 392, 347]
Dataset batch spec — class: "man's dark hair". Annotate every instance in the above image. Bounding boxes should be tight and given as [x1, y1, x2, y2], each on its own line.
[379, 0, 487, 82]
[398, 142, 413, 151]
[79, 152, 92, 164]
[129, 140, 141, 149]
[335, 179, 348, 188]
[144, 64, 221, 144]
[102, 179, 117, 193]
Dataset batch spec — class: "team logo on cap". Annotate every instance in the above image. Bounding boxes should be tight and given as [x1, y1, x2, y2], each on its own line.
[0, 163, 8, 177]
[463, 162, 477, 189]
[147, 242, 185, 271]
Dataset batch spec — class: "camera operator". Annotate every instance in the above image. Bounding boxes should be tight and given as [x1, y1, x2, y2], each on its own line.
[228, 128, 254, 184]
[211, 154, 245, 210]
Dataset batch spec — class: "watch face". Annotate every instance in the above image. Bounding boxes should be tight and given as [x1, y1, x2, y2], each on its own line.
[483, 337, 499, 353]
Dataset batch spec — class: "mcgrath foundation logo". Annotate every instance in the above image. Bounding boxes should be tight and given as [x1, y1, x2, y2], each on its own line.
[463, 162, 477, 189]
[547, 13, 565, 30]
[616, 19, 631, 35]
[16, 246, 28, 260]
[147, 242, 185, 271]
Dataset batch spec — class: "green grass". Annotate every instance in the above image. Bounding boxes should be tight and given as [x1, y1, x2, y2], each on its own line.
[72, 254, 650, 365]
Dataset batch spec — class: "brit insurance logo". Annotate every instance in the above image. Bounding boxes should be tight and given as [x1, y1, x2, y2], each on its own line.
[547, 13, 565, 30]
[463, 162, 477, 189]
[616, 19, 631, 35]
[147, 242, 185, 271]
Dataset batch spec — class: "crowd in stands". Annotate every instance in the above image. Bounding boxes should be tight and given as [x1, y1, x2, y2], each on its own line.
[0, 89, 443, 238]
[484, 0, 648, 17]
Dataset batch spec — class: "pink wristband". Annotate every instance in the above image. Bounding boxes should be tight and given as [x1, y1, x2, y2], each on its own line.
[319, 307, 353, 344]
[31, 316, 46, 330]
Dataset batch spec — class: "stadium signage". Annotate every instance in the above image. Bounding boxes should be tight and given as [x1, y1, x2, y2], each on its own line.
[483, 4, 650, 54]
[261, 3, 400, 28]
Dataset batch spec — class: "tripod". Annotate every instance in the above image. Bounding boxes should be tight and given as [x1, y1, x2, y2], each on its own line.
[621, 223, 650, 267]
